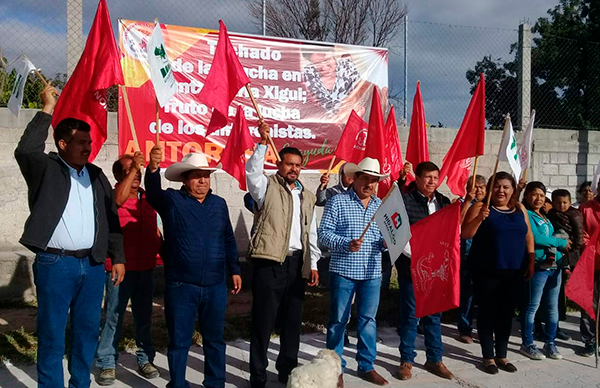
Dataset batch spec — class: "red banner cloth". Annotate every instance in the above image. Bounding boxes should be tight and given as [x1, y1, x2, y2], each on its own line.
[198, 20, 250, 135]
[219, 105, 255, 190]
[406, 81, 428, 181]
[566, 227, 600, 320]
[51, 0, 124, 162]
[334, 110, 368, 164]
[377, 106, 404, 198]
[410, 202, 461, 318]
[438, 74, 486, 197]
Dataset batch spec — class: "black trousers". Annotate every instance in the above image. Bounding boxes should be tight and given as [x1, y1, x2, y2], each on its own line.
[580, 271, 600, 346]
[249, 252, 305, 388]
[473, 268, 522, 359]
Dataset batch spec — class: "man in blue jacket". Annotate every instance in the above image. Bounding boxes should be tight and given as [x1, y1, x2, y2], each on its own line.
[15, 85, 125, 388]
[145, 147, 242, 388]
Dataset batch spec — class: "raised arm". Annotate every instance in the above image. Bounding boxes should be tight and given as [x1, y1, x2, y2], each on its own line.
[14, 85, 58, 187]
[144, 145, 168, 214]
[461, 201, 489, 239]
[114, 151, 145, 207]
[245, 120, 270, 210]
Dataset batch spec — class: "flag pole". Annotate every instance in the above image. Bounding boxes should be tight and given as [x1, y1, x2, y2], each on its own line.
[245, 84, 280, 162]
[33, 69, 49, 87]
[595, 288, 599, 368]
[521, 168, 528, 182]
[319, 156, 337, 190]
[120, 85, 141, 152]
[470, 155, 479, 193]
[359, 183, 396, 240]
[486, 113, 511, 207]
[155, 98, 160, 145]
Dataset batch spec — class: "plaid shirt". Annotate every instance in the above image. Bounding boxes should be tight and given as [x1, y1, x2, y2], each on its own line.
[318, 188, 384, 280]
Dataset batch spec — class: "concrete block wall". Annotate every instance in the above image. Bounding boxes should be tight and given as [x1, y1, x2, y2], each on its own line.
[1, 107, 598, 300]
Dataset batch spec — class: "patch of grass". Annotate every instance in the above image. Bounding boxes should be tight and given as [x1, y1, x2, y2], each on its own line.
[0, 327, 37, 365]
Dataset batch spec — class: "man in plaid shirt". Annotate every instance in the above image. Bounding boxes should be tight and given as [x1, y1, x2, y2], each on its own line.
[319, 157, 389, 387]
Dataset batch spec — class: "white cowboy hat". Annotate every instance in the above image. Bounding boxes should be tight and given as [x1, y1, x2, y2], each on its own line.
[165, 152, 217, 182]
[344, 157, 388, 181]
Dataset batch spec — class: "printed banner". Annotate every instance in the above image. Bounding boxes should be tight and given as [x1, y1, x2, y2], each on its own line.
[118, 20, 388, 169]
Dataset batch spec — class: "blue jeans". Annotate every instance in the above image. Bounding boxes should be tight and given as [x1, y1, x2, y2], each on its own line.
[327, 273, 381, 372]
[397, 263, 444, 364]
[164, 280, 227, 388]
[34, 253, 105, 388]
[96, 269, 155, 369]
[458, 261, 474, 336]
[521, 269, 562, 346]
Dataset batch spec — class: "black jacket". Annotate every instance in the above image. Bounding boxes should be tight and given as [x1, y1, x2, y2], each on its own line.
[548, 207, 584, 267]
[14, 112, 125, 264]
[396, 189, 451, 276]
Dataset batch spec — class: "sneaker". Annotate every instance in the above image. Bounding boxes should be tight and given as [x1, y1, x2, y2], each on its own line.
[555, 330, 571, 341]
[579, 344, 596, 358]
[138, 363, 160, 379]
[519, 344, 546, 360]
[97, 368, 116, 386]
[543, 343, 563, 360]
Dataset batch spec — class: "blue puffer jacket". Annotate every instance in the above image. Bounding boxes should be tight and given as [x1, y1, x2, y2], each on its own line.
[145, 168, 240, 286]
[527, 210, 568, 268]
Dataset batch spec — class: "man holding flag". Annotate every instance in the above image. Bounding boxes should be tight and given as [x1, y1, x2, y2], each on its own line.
[395, 161, 454, 381]
[318, 157, 389, 387]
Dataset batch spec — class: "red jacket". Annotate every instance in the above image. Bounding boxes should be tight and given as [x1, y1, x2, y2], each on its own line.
[105, 189, 162, 272]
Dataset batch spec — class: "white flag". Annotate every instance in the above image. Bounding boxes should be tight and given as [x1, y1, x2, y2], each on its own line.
[147, 21, 177, 107]
[592, 160, 600, 195]
[517, 110, 535, 177]
[499, 115, 522, 179]
[7, 56, 36, 117]
[375, 183, 411, 262]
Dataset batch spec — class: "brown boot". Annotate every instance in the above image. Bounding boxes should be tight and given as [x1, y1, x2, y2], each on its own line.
[397, 362, 412, 380]
[424, 361, 454, 380]
[337, 374, 344, 388]
[359, 370, 389, 386]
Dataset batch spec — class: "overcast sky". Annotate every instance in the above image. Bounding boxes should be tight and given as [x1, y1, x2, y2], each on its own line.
[0, 0, 561, 127]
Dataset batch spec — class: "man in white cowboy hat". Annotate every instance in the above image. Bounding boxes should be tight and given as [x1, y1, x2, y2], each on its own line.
[246, 121, 321, 388]
[318, 157, 389, 387]
[145, 147, 242, 388]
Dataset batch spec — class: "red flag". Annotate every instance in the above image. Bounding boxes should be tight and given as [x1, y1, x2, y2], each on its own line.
[438, 74, 486, 197]
[334, 109, 368, 164]
[566, 227, 600, 319]
[406, 81, 428, 182]
[410, 202, 461, 318]
[219, 105, 254, 191]
[364, 87, 388, 198]
[377, 106, 404, 198]
[51, 0, 124, 162]
[199, 20, 250, 136]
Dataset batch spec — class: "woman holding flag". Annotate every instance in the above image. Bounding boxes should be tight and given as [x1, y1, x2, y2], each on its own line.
[462, 172, 535, 374]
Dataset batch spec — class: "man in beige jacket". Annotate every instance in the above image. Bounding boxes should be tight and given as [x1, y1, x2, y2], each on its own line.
[246, 120, 321, 388]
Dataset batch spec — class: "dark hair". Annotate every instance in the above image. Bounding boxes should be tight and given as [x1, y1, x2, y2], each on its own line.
[552, 189, 571, 201]
[53, 118, 91, 148]
[578, 181, 592, 193]
[278, 147, 303, 163]
[485, 171, 517, 206]
[522, 181, 547, 213]
[112, 154, 133, 181]
[415, 161, 439, 177]
[300, 43, 335, 61]
[466, 174, 486, 190]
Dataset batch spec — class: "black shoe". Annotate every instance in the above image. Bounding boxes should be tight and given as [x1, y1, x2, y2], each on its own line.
[495, 359, 518, 373]
[555, 330, 571, 341]
[344, 331, 350, 346]
[278, 373, 289, 384]
[579, 344, 596, 357]
[483, 363, 499, 375]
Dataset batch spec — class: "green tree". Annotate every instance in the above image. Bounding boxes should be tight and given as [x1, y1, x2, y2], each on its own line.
[467, 0, 600, 129]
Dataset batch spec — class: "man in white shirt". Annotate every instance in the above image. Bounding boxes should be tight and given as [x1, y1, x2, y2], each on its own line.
[246, 120, 321, 388]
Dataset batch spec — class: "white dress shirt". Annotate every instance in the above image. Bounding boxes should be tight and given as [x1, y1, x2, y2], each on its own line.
[402, 192, 440, 258]
[246, 143, 321, 270]
[47, 156, 95, 250]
